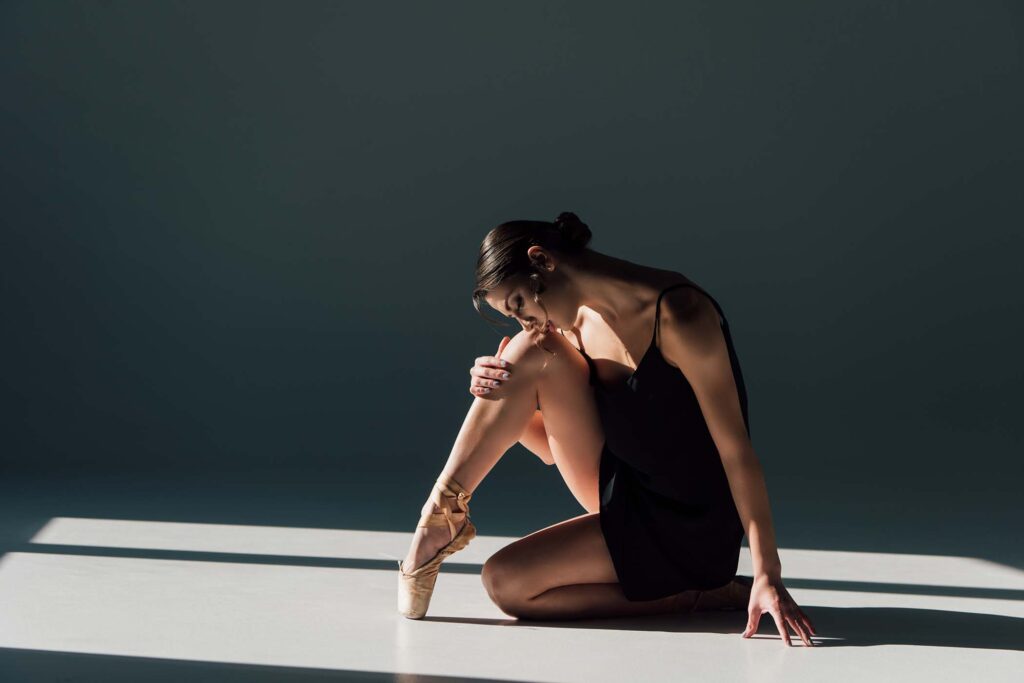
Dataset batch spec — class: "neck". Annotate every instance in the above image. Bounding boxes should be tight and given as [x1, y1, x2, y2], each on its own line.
[565, 250, 648, 330]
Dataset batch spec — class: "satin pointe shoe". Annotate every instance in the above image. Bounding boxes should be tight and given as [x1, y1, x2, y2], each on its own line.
[690, 575, 754, 612]
[397, 475, 477, 619]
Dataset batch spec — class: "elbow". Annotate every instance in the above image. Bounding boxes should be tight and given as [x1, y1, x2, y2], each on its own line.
[720, 445, 760, 470]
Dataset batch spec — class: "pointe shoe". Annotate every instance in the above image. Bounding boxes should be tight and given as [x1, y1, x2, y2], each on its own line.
[690, 575, 754, 612]
[397, 475, 477, 619]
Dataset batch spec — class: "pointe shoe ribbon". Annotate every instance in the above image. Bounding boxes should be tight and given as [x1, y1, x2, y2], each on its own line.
[419, 477, 472, 538]
[397, 475, 477, 619]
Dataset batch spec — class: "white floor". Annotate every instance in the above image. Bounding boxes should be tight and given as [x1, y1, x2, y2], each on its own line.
[1, 517, 1022, 682]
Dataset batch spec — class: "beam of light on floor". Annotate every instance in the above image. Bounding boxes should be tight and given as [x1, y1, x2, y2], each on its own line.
[28, 517, 1024, 590]
[2, 519, 1023, 682]
[28, 516, 515, 566]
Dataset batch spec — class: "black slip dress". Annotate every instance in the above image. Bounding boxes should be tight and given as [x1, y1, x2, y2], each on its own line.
[577, 280, 750, 601]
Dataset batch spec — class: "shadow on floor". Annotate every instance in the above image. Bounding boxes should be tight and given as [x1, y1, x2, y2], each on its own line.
[0, 647, 530, 683]
[1, 466, 1021, 661]
[429, 605, 1024, 651]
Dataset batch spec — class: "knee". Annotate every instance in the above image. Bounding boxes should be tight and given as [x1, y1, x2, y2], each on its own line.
[487, 328, 559, 392]
[502, 326, 584, 382]
[488, 328, 589, 416]
[480, 554, 533, 618]
[501, 327, 559, 365]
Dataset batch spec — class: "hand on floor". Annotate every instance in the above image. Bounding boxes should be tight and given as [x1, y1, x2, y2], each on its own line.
[741, 574, 817, 647]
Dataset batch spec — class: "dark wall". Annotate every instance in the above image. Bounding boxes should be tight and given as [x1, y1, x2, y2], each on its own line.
[2, 2, 1022, 540]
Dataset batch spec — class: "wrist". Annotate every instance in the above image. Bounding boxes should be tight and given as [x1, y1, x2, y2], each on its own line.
[754, 561, 782, 583]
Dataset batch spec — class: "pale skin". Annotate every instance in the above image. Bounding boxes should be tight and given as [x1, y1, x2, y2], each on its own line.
[401, 246, 817, 646]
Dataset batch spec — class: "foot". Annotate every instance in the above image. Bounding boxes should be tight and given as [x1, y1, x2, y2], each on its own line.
[667, 577, 752, 613]
[693, 577, 753, 612]
[400, 503, 468, 574]
[667, 589, 703, 613]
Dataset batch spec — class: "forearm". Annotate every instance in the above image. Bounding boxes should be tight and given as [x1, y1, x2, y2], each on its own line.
[721, 450, 782, 581]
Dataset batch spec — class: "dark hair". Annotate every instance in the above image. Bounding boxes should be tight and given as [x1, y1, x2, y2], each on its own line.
[472, 211, 592, 329]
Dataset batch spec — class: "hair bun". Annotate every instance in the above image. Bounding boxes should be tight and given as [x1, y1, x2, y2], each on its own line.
[553, 211, 592, 252]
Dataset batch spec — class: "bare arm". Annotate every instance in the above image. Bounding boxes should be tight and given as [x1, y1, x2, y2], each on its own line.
[657, 288, 781, 577]
[718, 449, 782, 579]
[659, 289, 817, 646]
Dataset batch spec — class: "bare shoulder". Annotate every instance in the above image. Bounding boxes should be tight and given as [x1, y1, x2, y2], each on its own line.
[660, 282, 715, 323]
[657, 283, 723, 356]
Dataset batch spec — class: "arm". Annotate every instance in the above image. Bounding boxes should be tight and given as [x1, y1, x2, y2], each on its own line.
[658, 288, 816, 646]
[656, 288, 780, 578]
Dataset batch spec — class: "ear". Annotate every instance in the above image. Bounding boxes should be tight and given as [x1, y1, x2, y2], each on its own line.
[527, 245, 556, 271]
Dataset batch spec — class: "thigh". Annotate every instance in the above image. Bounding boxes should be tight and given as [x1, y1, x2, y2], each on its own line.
[533, 330, 605, 513]
[481, 511, 620, 604]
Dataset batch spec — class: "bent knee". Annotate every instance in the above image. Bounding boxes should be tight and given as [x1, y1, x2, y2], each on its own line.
[502, 327, 586, 380]
[493, 328, 590, 414]
[481, 554, 535, 617]
[502, 327, 559, 363]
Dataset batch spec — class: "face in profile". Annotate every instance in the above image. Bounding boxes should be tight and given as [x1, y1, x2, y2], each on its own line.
[484, 279, 559, 335]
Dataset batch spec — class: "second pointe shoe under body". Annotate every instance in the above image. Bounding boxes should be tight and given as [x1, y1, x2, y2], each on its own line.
[397, 475, 477, 619]
[687, 575, 754, 612]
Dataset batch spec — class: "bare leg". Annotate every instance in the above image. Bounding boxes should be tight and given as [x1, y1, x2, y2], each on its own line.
[482, 512, 717, 620]
[520, 582, 698, 620]
[403, 328, 742, 620]
[402, 326, 601, 573]
[520, 577, 750, 621]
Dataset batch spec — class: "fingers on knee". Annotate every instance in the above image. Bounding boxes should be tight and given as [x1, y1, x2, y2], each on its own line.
[491, 333, 556, 391]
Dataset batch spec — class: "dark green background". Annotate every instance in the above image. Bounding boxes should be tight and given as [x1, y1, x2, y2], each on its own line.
[1, 2, 1021, 565]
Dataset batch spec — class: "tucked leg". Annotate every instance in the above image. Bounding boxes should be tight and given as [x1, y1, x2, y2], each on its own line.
[481, 512, 698, 620]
